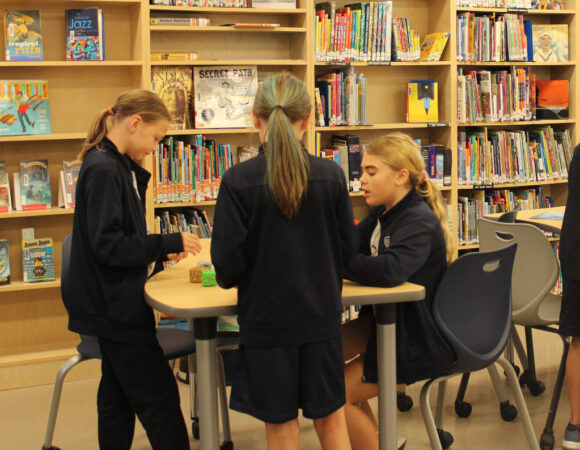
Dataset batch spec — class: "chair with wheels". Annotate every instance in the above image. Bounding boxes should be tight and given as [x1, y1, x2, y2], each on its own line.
[419, 243, 539, 450]
[475, 218, 567, 450]
[42, 234, 234, 450]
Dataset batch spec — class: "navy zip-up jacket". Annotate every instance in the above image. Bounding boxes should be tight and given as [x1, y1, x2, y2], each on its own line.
[210, 147, 356, 346]
[66, 137, 183, 344]
[345, 190, 456, 384]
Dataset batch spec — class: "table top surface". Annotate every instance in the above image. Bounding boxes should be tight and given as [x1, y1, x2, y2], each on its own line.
[145, 239, 426, 318]
[486, 206, 564, 233]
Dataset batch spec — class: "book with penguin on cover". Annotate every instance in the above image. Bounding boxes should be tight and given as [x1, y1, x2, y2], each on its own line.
[151, 66, 193, 130]
[4, 9, 43, 62]
[0, 80, 51, 136]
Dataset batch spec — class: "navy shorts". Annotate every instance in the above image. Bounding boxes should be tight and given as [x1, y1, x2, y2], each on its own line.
[560, 279, 580, 337]
[229, 335, 346, 424]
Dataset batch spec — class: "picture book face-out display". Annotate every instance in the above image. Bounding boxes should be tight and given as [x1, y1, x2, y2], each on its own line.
[65, 8, 105, 61]
[0, 80, 51, 136]
[193, 66, 258, 128]
[532, 24, 568, 62]
[22, 237, 55, 283]
[19, 159, 51, 210]
[4, 9, 43, 62]
[151, 66, 193, 130]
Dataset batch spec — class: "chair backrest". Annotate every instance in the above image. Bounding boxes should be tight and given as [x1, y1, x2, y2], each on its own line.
[497, 207, 519, 223]
[433, 243, 517, 373]
[478, 217, 559, 320]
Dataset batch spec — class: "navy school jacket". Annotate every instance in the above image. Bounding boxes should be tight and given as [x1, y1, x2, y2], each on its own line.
[560, 144, 580, 283]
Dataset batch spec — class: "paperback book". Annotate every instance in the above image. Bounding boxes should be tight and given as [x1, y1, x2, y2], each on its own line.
[407, 80, 439, 123]
[193, 66, 258, 128]
[532, 24, 568, 62]
[22, 237, 55, 283]
[4, 9, 43, 62]
[60, 159, 81, 209]
[0, 239, 9, 285]
[18, 159, 51, 211]
[0, 80, 51, 136]
[0, 161, 11, 213]
[151, 66, 193, 130]
[65, 8, 105, 61]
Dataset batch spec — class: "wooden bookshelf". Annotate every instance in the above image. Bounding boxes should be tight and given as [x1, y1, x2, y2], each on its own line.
[2, 0, 579, 389]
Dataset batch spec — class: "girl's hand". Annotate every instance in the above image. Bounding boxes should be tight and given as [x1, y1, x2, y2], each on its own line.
[167, 252, 187, 262]
[180, 232, 202, 255]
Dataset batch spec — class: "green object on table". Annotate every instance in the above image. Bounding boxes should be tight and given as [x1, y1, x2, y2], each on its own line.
[201, 269, 217, 287]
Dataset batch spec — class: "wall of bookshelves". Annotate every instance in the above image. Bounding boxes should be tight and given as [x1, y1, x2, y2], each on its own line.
[1, 0, 579, 389]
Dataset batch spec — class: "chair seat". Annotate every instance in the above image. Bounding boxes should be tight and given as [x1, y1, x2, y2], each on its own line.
[76, 328, 197, 361]
[515, 292, 562, 327]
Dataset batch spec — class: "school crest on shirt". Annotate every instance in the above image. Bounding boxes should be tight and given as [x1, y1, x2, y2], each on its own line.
[383, 236, 391, 248]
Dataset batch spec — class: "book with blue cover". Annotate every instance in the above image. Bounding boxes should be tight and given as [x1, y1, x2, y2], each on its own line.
[0, 239, 9, 285]
[65, 8, 105, 61]
[531, 211, 564, 220]
[0, 80, 51, 136]
[4, 9, 43, 62]
[22, 237, 55, 283]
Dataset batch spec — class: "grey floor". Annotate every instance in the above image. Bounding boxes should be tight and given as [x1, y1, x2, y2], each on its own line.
[1, 329, 572, 449]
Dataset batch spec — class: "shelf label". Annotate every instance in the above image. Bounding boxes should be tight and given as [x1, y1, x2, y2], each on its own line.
[506, 7, 528, 13]
[427, 122, 449, 128]
[473, 184, 494, 190]
[368, 61, 391, 66]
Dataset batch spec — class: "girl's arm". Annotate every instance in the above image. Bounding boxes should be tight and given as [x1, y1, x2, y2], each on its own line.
[84, 164, 183, 267]
[345, 214, 433, 287]
[210, 178, 248, 289]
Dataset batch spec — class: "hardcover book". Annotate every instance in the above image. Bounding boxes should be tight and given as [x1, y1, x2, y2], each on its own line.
[536, 80, 569, 119]
[18, 159, 51, 211]
[532, 24, 568, 62]
[193, 66, 258, 128]
[0, 161, 11, 213]
[65, 8, 105, 61]
[4, 9, 43, 62]
[22, 237, 55, 283]
[151, 66, 193, 130]
[406, 80, 439, 123]
[0, 80, 51, 136]
[0, 239, 9, 285]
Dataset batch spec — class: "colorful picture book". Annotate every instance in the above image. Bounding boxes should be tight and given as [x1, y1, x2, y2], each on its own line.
[4, 9, 43, 62]
[22, 237, 55, 283]
[60, 159, 81, 209]
[0, 239, 9, 285]
[65, 8, 105, 61]
[532, 24, 568, 62]
[151, 66, 193, 130]
[536, 80, 569, 120]
[193, 66, 257, 128]
[420, 32, 449, 62]
[407, 80, 438, 123]
[0, 80, 51, 136]
[18, 159, 51, 211]
[0, 161, 11, 213]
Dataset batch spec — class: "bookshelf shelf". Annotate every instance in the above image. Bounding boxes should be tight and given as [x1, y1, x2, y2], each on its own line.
[0, 61, 142, 67]
[456, 7, 575, 15]
[150, 25, 306, 32]
[151, 59, 307, 66]
[149, 6, 307, 14]
[315, 61, 452, 67]
[458, 119, 576, 127]
[161, 128, 258, 135]
[0, 209, 75, 220]
[0, 133, 86, 142]
[457, 61, 576, 66]
[315, 123, 450, 132]
[458, 179, 569, 190]
[0, 280, 61, 293]
[154, 201, 217, 209]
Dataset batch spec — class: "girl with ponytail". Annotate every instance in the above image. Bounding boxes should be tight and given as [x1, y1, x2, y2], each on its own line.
[211, 73, 355, 450]
[341, 132, 456, 449]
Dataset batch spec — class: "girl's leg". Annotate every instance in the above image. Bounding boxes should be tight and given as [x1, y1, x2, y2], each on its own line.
[313, 406, 351, 450]
[342, 314, 374, 362]
[567, 337, 580, 425]
[344, 356, 379, 450]
[265, 418, 299, 450]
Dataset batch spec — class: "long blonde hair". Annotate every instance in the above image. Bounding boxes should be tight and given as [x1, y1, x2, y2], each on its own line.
[78, 89, 171, 160]
[366, 132, 455, 263]
[252, 73, 311, 219]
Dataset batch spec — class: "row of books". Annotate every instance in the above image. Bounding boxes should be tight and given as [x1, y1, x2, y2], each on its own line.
[317, 134, 363, 192]
[151, 65, 258, 130]
[457, 187, 553, 245]
[458, 67, 569, 123]
[0, 230, 57, 285]
[150, 0, 296, 7]
[456, 0, 564, 8]
[150, 17, 211, 26]
[154, 209, 213, 239]
[152, 135, 234, 204]
[457, 127, 572, 185]
[0, 80, 52, 137]
[0, 159, 80, 213]
[315, 70, 368, 127]
[421, 145, 452, 187]
[315, 1, 393, 63]
[5, 8, 104, 62]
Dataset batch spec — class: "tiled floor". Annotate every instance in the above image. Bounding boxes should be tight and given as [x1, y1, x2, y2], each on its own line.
[1, 328, 572, 449]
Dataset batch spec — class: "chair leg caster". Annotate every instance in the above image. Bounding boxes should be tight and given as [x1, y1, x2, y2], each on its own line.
[42, 446, 61, 450]
[220, 441, 233, 450]
[499, 400, 518, 421]
[454, 400, 472, 418]
[437, 429, 454, 449]
[192, 418, 200, 440]
[519, 370, 546, 396]
[539, 431, 554, 450]
[397, 391, 413, 412]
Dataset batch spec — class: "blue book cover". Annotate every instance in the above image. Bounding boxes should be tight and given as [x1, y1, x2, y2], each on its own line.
[0, 239, 9, 285]
[0, 80, 51, 136]
[22, 237, 55, 283]
[65, 8, 105, 61]
[524, 20, 534, 62]
[4, 9, 43, 62]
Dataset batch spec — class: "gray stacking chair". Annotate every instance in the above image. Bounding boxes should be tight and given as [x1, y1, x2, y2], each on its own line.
[42, 234, 234, 450]
[476, 217, 567, 450]
[419, 243, 539, 450]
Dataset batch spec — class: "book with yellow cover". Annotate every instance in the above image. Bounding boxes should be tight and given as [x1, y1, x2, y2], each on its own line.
[406, 80, 438, 123]
[151, 52, 198, 62]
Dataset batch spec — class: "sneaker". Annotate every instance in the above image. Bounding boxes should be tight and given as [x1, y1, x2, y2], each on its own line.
[563, 423, 580, 449]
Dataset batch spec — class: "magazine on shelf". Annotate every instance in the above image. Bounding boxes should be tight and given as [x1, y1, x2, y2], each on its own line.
[65, 8, 105, 61]
[0, 80, 51, 136]
[193, 66, 258, 128]
[4, 9, 43, 62]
